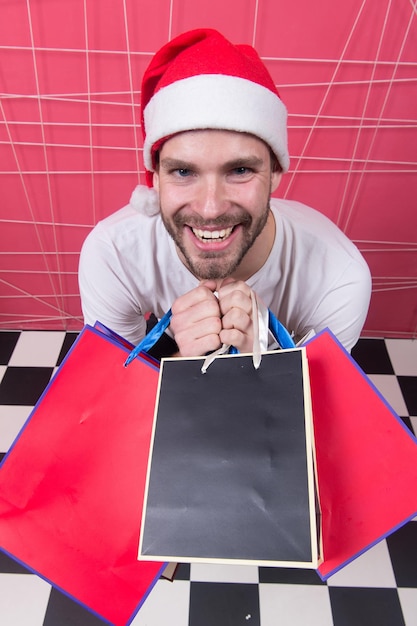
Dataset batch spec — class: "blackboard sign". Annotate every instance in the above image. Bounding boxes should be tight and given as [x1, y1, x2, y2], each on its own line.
[139, 348, 319, 568]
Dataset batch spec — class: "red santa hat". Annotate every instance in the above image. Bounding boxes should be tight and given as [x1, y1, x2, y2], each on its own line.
[130, 28, 289, 215]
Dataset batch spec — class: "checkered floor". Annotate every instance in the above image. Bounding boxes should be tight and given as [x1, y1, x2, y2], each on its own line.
[0, 331, 416, 626]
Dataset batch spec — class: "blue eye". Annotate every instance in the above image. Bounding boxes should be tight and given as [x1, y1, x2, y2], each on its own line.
[233, 167, 250, 175]
[177, 168, 190, 177]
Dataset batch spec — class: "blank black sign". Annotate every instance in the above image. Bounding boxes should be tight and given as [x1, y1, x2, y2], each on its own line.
[140, 349, 317, 567]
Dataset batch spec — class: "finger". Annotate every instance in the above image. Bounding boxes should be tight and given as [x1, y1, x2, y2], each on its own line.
[221, 306, 251, 332]
[173, 311, 222, 342]
[217, 279, 251, 296]
[172, 298, 221, 331]
[217, 282, 253, 318]
[173, 308, 222, 357]
[176, 331, 223, 358]
[199, 279, 221, 292]
[171, 284, 219, 316]
[220, 324, 253, 353]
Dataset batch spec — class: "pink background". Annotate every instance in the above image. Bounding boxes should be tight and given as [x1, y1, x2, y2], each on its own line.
[1, 0, 416, 338]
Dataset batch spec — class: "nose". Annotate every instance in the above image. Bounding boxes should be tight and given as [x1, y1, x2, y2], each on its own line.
[195, 175, 227, 219]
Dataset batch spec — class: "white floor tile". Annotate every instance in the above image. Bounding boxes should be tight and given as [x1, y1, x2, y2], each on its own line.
[410, 417, 417, 433]
[385, 340, 417, 376]
[259, 584, 333, 626]
[327, 540, 396, 588]
[398, 588, 417, 626]
[0, 574, 51, 626]
[190, 562, 259, 584]
[0, 366, 6, 385]
[0, 405, 32, 452]
[130, 579, 190, 626]
[368, 374, 409, 416]
[8, 332, 65, 367]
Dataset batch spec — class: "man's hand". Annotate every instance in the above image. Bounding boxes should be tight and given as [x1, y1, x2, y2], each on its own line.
[170, 281, 222, 357]
[170, 279, 255, 357]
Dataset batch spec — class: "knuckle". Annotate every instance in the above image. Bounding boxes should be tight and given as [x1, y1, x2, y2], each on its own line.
[220, 328, 242, 347]
[222, 308, 250, 330]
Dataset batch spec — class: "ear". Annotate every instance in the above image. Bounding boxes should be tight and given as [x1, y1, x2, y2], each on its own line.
[270, 171, 282, 194]
[153, 170, 160, 192]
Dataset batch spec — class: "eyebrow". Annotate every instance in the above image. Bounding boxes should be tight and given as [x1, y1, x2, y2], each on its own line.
[159, 158, 194, 171]
[159, 155, 266, 171]
[223, 156, 265, 170]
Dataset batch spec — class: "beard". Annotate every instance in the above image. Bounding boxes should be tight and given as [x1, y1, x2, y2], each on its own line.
[160, 203, 270, 280]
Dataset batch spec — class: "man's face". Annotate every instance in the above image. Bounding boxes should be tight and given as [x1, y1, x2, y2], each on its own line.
[153, 130, 281, 281]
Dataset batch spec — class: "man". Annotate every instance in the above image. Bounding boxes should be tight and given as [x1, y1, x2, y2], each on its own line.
[79, 28, 371, 355]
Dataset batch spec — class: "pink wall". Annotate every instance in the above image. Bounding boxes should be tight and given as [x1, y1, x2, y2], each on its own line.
[1, 0, 416, 337]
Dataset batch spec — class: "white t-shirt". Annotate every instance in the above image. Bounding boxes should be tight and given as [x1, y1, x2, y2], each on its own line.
[79, 193, 371, 352]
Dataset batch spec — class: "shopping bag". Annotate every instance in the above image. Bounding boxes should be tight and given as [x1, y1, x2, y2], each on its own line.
[134, 309, 417, 579]
[136, 310, 321, 568]
[0, 322, 169, 626]
[304, 329, 417, 580]
[139, 347, 319, 569]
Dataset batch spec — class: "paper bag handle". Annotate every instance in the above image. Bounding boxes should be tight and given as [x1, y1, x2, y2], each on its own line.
[268, 309, 295, 349]
[124, 309, 172, 366]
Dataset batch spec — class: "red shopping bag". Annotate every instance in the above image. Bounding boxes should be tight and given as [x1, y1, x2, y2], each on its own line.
[305, 330, 417, 580]
[0, 323, 166, 626]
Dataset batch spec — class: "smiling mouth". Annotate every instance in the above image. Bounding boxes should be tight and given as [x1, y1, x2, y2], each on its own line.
[191, 226, 234, 243]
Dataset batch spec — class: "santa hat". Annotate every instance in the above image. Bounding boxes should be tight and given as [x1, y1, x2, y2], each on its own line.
[131, 28, 289, 216]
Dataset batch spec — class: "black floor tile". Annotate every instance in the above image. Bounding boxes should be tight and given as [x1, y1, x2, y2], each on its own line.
[0, 366, 53, 405]
[397, 377, 417, 416]
[0, 550, 31, 574]
[57, 333, 79, 366]
[0, 332, 20, 365]
[43, 589, 107, 626]
[328, 587, 406, 626]
[386, 522, 417, 587]
[174, 562, 191, 580]
[258, 566, 325, 585]
[351, 339, 394, 374]
[400, 416, 416, 436]
[189, 582, 260, 626]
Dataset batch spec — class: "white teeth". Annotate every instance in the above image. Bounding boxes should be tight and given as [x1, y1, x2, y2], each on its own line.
[192, 227, 233, 242]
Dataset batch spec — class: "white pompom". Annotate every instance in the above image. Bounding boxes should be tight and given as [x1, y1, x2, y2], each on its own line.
[129, 185, 160, 216]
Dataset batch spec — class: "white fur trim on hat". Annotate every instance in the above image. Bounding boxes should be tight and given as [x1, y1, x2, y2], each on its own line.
[129, 185, 160, 216]
[143, 73, 289, 173]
